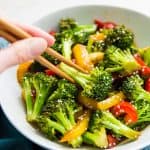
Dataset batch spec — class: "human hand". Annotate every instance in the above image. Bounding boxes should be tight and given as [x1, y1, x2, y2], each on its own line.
[0, 22, 55, 73]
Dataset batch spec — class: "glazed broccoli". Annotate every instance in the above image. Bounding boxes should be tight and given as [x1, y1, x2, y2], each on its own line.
[60, 63, 112, 101]
[46, 79, 78, 102]
[36, 115, 66, 140]
[122, 74, 150, 102]
[55, 24, 96, 59]
[122, 75, 150, 127]
[104, 45, 140, 74]
[22, 72, 58, 121]
[59, 18, 78, 31]
[40, 97, 82, 148]
[104, 25, 134, 49]
[88, 110, 140, 140]
[83, 115, 108, 148]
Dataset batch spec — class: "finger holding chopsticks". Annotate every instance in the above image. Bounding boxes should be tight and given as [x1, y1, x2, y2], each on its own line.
[0, 18, 87, 82]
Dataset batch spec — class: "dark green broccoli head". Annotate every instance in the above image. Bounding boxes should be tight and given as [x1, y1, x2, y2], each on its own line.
[82, 68, 113, 101]
[56, 79, 78, 99]
[105, 25, 134, 49]
[104, 45, 140, 74]
[32, 72, 57, 95]
[122, 74, 150, 102]
[45, 79, 78, 102]
[60, 63, 113, 101]
[59, 18, 78, 31]
[29, 52, 60, 72]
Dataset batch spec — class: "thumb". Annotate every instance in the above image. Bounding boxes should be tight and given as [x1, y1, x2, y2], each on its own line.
[0, 37, 47, 72]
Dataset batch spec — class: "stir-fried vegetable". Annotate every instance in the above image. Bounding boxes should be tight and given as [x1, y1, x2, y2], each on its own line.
[17, 18, 150, 149]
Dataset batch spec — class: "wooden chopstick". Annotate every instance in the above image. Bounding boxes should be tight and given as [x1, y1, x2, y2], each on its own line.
[45, 47, 87, 73]
[0, 19, 88, 81]
[0, 30, 17, 42]
[35, 56, 74, 82]
[0, 18, 87, 73]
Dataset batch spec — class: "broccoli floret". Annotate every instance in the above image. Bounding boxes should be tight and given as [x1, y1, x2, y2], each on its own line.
[60, 63, 112, 101]
[122, 74, 150, 102]
[104, 25, 134, 49]
[54, 22, 96, 59]
[29, 52, 60, 72]
[59, 18, 78, 31]
[41, 98, 82, 148]
[104, 45, 140, 74]
[22, 72, 58, 121]
[83, 114, 108, 148]
[122, 75, 150, 127]
[36, 116, 66, 140]
[46, 79, 78, 101]
[90, 110, 140, 140]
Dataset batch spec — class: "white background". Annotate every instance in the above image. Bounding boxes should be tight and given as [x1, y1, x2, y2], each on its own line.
[0, 0, 150, 24]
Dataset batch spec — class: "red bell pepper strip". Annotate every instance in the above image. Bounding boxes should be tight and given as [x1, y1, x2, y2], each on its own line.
[111, 101, 138, 125]
[134, 54, 150, 76]
[145, 78, 150, 92]
[45, 69, 56, 76]
[107, 134, 118, 148]
[94, 19, 116, 29]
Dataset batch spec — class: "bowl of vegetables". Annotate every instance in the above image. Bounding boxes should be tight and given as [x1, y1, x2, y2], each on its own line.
[1, 5, 150, 150]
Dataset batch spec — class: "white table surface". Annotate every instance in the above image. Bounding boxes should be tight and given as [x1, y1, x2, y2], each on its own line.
[1, 0, 150, 24]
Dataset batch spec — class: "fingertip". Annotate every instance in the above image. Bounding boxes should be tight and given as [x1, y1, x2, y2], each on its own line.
[47, 35, 55, 46]
[29, 37, 47, 55]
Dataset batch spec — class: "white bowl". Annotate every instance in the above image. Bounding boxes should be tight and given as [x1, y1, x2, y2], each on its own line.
[1, 5, 150, 150]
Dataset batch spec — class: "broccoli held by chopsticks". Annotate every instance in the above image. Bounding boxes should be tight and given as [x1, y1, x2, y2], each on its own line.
[22, 72, 58, 122]
[104, 45, 140, 74]
[60, 63, 112, 101]
[122, 75, 150, 128]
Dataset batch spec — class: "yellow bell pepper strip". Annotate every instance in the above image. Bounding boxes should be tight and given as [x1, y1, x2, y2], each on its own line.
[89, 52, 104, 64]
[17, 61, 33, 85]
[60, 110, 91, 143]
[72, 44, 93, 72]
[90, 33, 105, 41]
[78, 92, 125, 110]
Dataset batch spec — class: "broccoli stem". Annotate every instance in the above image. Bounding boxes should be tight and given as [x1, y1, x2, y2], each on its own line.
[62, 39, 73, 60]
[22, 75, 33, 121]
[55, 112, 73, 131]
[32, 94, 47, 120]
[68, 136, 83, 148]
[75, 25, 97, 33]
[43, 117, 66, 134]
[101, 111, 140, 139]
[60, 63, 90, 88]
[83, 127, 108, 148]
[25, 92, 33, 121]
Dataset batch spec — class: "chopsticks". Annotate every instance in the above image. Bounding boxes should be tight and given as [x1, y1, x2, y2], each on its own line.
[0, 30, 17, 42]
[0, 18, 87, 82]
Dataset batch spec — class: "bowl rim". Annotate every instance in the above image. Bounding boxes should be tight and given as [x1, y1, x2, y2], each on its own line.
[1, 4, 150, 150]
